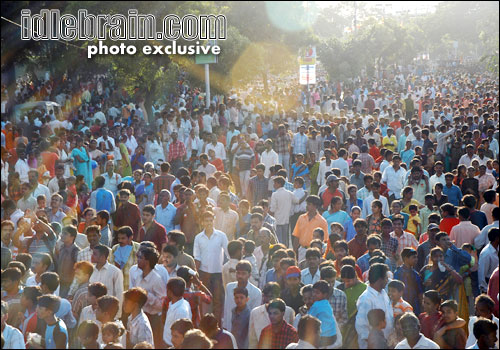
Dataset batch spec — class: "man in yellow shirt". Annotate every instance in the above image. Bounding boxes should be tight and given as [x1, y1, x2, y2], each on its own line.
[382, 127, 398, 152]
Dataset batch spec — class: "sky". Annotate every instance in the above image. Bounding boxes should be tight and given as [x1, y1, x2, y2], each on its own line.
[315, 1, 442, 15]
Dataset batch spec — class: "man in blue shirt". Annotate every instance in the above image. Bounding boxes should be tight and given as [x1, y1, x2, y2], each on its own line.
[435, 231, 471, 272]
[443, 173, 462, 206]
[155, 189, 177, 233]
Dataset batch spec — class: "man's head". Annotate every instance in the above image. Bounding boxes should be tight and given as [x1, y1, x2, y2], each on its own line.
[266, 298, 286, 325]
[473, 318, 498, 349]
[36, 294, 61, 320]
[400, 312, 421, 340]
[297, 315, 321, 347]
[368, 263, 389, 291]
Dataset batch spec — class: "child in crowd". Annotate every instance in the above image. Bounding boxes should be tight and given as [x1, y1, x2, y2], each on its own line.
[308, 280, 337, 348]
[394, 248, 423, 315]
[231, 287, 251, 349]
[312, 227, 328, 254]
[466, 294, 499, 348]
[222, 240, 243, 287]
[242, 240, 259, 286]
[367, 309, 388, 349]
[170, 318, 194, 349]
[122, 287, 154, 348]
[78, 282, 107, 326]
[96, 296, 125, 347]
[434, 300, 467, 349]
[406, 204, 422, 238]
[419, 194, 439, 234]
[19, 286, 42, 340]
[101, 321, 126, 347]
[388, 280, 413, 317]
[77, 320, 100, 349]
[36, 295, 69, 349]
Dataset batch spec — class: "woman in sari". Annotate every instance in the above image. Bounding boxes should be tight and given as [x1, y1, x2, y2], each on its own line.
[419, 246, 462, 301]
[71, 136, 92, 189]
[401, 186, 423, 214]
[366, 200, 386, 236]
[290, 153, 309, 185]
[307, 152, 320, 195]
[118, 135, 132, 177]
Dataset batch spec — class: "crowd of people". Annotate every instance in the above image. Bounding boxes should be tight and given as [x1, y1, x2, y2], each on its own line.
[1, 63, 499, 349]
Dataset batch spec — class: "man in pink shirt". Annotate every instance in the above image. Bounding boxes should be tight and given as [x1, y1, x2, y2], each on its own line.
[450, 207, 480, 248]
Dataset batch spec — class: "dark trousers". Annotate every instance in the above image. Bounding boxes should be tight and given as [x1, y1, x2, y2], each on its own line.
[145, 312, 164, 349]
[199, 271, 224, 325]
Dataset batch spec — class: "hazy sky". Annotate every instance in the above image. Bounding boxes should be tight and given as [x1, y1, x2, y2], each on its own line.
[315, 1, 442, 15]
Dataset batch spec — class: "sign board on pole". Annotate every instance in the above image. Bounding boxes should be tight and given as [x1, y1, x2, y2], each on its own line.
[299, 65, 316, 85]
[195, 40, 218, 64]
[299, 46, 316, 65]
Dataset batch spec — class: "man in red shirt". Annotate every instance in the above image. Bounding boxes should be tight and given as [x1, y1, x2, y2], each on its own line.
[113, 189, 141, 239]
[347, 218, 369, 259]
[320, 175, 345, 212]
[258, 298, 298, 349]
[137, 205, 167, 252]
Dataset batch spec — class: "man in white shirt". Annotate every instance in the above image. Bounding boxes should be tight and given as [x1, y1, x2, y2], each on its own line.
[356, 263, 393, 349]
[28, 170, 51, 200]
[102, 161, 122, 195]
[130, 246, 167, 348]
[270, 176, 299, 247]
[395, 312, 439, 349]
[362, 182, 390, 218]
[222, 261, 262, 331]
[260, 140, 279, 178]
[202, 109, 213, 134]
[459, 144, 480, 167]
[317, 149, 334, 188]
[197, 153, 217, 178]
[96, 127, 116, 157]
[89, 245, 124, 317]
[429, 161, 446, 192]
[381, 155, 407, 202]
[163, 277, 192, 347]
[332, 148, 350, 178]
[194, 211, 229, 324]
[205, 133, 226, 161]
[477, 228, 499, 293]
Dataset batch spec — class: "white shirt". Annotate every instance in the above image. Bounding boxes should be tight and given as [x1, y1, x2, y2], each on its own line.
[125, 135, 138, 155]
[205, 142, 227, 160]
[223, 281, 262, 331]
[93, 111, 106, 124]
[382, 166, 407, 199]
[96, 136, 116, 156]
[203, 114, 213, 133]
[301, 267, 321, 285]
[1, 160, 9, 184]
[193, 229, 229, 274]
[395, 334, 440, 349]
[102, 172, 122, 195]
[89, 262, 124, 316]
[429, 173, 446, 192]
[248, 304, 295, 349]
[31, 183, 51, 201]
[465, 315, 499, 348]
[478, 243, 499, 292]
[270, 187, 299, 225]
[475, 221, 499, 250]
[128, 310, 154, 347]
[261, 149, 279, 177]
[2, 324, 25, 349]
[458, 154, 480, 167]
[317, 159, 333, 187]
[15, 159, 30, 183]
[332, 158, 350, 177]
[129, 268, 167, 316]
[362, 194, 390, 218]
[198, 163, 217, 177]
[355, 286, 394, 348]
[163, 298, 192, 346]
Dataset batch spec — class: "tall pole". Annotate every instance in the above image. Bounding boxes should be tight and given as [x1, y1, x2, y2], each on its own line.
[354, 1, 357, 35]
[205, 63, 210, 108]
